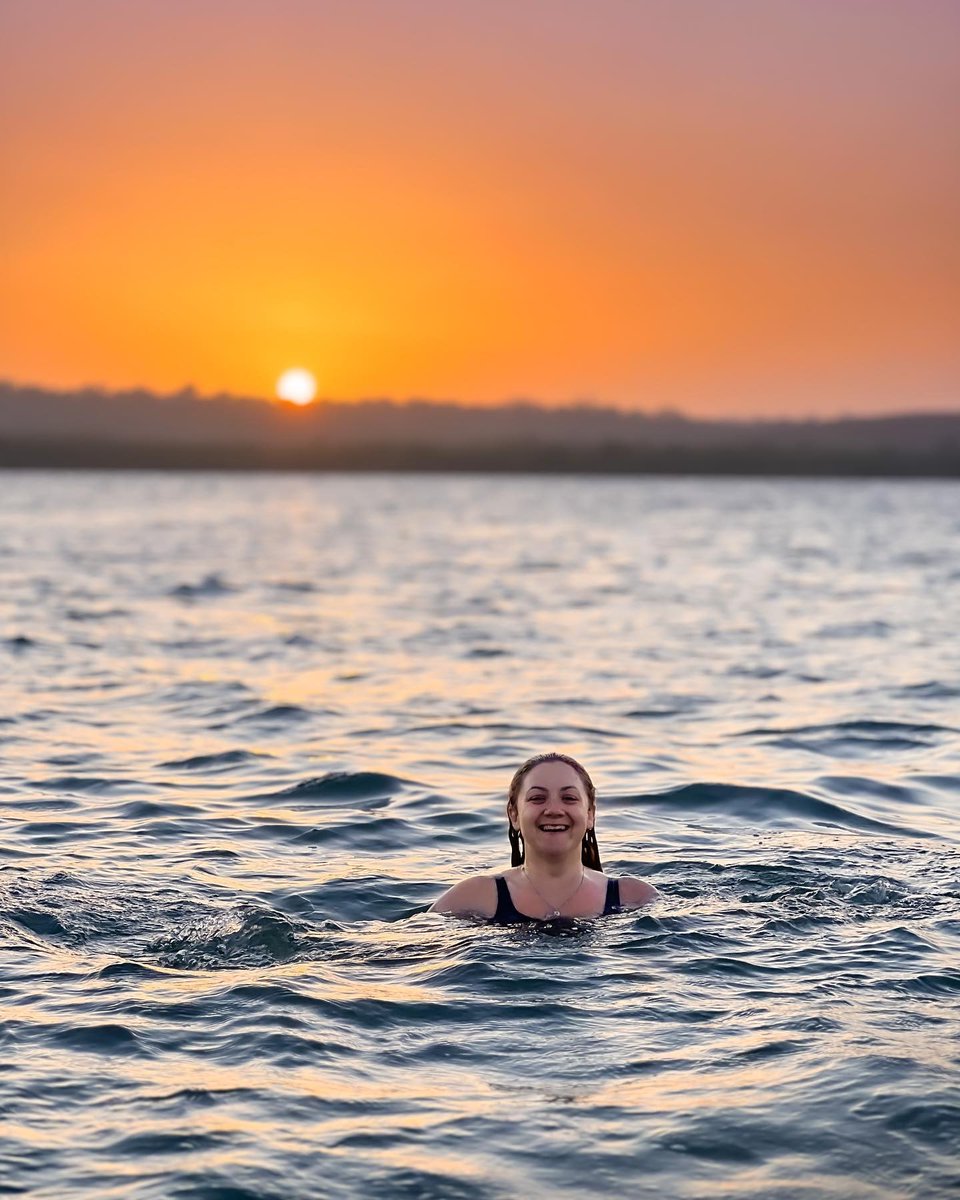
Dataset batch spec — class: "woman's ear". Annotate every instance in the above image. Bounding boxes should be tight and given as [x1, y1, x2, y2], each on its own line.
[506, 802, 518, 831]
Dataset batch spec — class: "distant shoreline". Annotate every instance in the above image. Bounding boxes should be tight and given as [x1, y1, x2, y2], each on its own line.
[2, 384, 958, 477]
[2, 439, 958, 477]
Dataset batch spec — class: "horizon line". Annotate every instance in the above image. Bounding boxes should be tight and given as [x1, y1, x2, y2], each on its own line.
[3, 378, 959, 426]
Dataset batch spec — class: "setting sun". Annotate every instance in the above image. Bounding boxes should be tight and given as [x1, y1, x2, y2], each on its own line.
[276, 369, 317, 406]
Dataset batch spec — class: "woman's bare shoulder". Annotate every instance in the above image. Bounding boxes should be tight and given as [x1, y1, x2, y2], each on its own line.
[616, 876, 659, 908]
[429, 874, 499, 918]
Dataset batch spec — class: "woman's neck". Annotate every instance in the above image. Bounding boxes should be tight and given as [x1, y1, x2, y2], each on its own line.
[521, 853, 583, 881]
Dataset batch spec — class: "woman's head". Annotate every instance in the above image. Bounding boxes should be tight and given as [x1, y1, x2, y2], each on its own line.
[506, 753, 602, 870]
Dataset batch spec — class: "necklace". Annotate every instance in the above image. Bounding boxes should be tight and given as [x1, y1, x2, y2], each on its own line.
[521, 865, 585, 919]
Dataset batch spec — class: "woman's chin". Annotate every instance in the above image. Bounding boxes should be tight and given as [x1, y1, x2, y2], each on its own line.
[527, 832, 580, 856]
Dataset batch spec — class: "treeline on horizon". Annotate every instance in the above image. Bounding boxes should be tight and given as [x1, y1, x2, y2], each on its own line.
[1, 382, 958, 476]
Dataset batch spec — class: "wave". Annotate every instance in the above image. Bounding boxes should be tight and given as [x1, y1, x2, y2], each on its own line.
[733, 719, 956, 757]
[212, 703, 317, 729]
[257, 771, 415, 803]
[37, 774, 153, 794]
[48, 1023, 146, 1054]
[3, 634, 37, 650]
[815, 620, 893, 639]
[168, 573, 237, 599]
[893, 681, 960, 700]
[620, 781, 933, 837]
[64, 607, 129, 621]
[158, 749, 270, 771]
[149, 906, 307, 970]
[270, 579, 317, 593]
[738, 719, 956, 738]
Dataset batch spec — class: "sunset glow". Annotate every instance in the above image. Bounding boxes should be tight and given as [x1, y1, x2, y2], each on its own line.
[276, 369, 317, 406]
[1, 1, 958, 417]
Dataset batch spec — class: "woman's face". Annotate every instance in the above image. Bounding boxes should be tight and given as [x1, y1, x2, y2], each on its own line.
[509, 759, 594, 857]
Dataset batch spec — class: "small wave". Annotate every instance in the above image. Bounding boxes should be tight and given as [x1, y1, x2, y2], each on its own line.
[816, 620, 893, 639]
[894, 971, 960, 996]
[737, 719, 956, 739]
[626, 782, 930, 837]
[623, 707, 693, 719]
[262, 771, 413, 803]
[50, 1022, 145, 1054]
[0, 871, 222, 952]
[271, 579, 317, 593]
[5, 796, 79, 813]
[158, 749, 270, 771]
[886, 1102, 960, 1147]
[287, 816, 410, 849]
[726, 664, 784, 679]
[815, 775, 924, 806]
[157, 636, 232, 653]
[107, 1130, 229, 1157]
[97, 960, 169, 980]
[38, 774, 152, 795]
[893, 681, 960, 700]
[64, 607, 129, 621]
[3, 635, 36, 650]
[833, 877, 909, 906]
[149, 906, 307, 970]
[656, 1124, 760, 1164]
[215, 704, 315, 729]
[44, 752, 102, 767]
[115, 799, 192, 820]
[156, 679, 254, 707]
[910, 773, 960, 797]
[168, 573, 236, 599]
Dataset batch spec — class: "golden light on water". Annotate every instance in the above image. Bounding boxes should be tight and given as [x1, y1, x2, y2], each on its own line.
[276, 369, 317, 406]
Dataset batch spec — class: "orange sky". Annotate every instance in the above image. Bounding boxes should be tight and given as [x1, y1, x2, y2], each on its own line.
[2, 0, 958, 417]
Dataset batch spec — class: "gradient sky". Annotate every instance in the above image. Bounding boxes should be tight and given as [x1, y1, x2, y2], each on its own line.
[2, 0, 958, 416]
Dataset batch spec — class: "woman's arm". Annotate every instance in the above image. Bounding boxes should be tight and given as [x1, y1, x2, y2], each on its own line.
[429, 875, 498, 918]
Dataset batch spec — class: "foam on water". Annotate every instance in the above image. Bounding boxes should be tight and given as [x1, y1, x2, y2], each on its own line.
[1, 473, 959, 1199]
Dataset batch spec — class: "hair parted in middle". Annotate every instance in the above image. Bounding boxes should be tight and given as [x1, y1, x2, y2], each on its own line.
[506, 752, 602, 871]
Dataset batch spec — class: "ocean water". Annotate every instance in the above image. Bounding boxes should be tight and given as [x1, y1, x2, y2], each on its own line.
[1, 471, 959, 1200]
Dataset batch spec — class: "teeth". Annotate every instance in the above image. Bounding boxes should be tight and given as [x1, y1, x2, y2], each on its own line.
[540, 826, 569, 831]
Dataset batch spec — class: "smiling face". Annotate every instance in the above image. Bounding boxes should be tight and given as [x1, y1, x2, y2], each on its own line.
[508, 758, 595, 859]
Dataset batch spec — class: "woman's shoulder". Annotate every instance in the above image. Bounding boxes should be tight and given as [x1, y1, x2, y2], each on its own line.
[429, 873, 500, 918]
[613, 874, 659, 908]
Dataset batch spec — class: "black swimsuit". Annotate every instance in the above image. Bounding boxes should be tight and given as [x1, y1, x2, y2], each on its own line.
[492, 875, 621, 924]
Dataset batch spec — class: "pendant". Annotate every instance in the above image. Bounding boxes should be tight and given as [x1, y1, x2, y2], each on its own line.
[548, 910, 560, 919]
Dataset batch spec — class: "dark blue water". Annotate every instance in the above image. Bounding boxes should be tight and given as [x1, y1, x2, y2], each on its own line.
[1, 473, 958, 1198]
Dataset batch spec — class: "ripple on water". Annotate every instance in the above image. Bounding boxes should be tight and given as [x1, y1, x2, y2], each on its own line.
[158, 749, 272, 771]
[619, 781, 932, 838]
[168, 573, 237, 599]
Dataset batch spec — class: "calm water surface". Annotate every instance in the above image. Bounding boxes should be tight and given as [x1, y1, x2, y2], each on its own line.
[1, 472, 959, 1199]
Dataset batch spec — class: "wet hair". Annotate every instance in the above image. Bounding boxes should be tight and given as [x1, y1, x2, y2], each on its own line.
[506, 753, 602, 871]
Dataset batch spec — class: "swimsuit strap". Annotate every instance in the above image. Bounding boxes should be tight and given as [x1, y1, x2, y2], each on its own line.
[603, 877, 621, 915]
[493, 875, 533, 923]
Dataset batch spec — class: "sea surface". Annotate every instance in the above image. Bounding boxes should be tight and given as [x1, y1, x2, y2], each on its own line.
[1, 471, 959, 1200]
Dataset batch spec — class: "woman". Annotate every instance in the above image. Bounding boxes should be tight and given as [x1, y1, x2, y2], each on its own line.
[430, 752, 658, 922]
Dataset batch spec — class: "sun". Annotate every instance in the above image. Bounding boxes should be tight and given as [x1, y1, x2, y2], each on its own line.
[276, 368, 317, 406]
